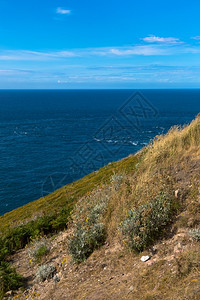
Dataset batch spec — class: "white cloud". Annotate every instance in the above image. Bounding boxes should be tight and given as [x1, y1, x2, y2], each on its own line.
[56, 7, 71, 15]
[142, 35, 181, 44]
[110, 46, 167, 56]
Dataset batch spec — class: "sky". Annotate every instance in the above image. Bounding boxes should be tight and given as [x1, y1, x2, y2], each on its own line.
[0, 0, 200, 89]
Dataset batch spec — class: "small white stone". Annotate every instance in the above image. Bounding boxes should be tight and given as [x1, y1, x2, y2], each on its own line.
[140, 255, 150, 262]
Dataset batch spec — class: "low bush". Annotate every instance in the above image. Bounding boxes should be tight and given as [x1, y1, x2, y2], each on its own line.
[68, 223, 106, 263]
[27, 238, 51, 263]
[36, 264, 56, 282]
[68, 187, 109, 263]
[121, 192, 177, 252]
[89, 202, 107, 224]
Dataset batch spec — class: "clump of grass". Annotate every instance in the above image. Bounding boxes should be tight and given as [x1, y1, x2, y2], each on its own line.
[27, 238, 51, 263]
[0, 261, 23, 299]
[36, 264, 56, 282]
[188, 228, 200, 241]
[68, 223, 106, 263]
[121, 192, 177, 251]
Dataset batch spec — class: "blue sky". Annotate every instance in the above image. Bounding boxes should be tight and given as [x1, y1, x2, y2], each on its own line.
[0, 0, 200, 88]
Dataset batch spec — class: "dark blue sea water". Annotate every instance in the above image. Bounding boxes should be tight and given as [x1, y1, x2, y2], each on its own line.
[0, 89, 200, 216]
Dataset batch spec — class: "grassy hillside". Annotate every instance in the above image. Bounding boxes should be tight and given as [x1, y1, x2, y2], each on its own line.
[1, 115, 200, 299]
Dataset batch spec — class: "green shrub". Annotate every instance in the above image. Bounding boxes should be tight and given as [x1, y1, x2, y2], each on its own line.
[0, 261, 23, 299]
[0, 238, 9, 261]
[68, 223, 106, 263]
[121, 192, 176, 251]
[27, 238, 50, 263]
[0, 208, 72, 260]
[36, 264, 56, 282]
[50, 208, 71, 231]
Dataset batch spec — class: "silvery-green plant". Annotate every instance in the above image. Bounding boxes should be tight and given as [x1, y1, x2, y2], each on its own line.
[69, 186, 109, 263]
[36, 264, 56, 282]
[121, 192, 175, 251]
[188, 228, 200, 241]
[89, 202, 107, 224]
[68, 223, 106, 263]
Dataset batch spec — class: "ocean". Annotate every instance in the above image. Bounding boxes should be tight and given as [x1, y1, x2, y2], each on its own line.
[0, 89, 200, 215]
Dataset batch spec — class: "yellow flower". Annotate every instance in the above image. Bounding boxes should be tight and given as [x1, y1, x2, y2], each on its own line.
[86, 217, 89, 223]
[62, 258, 66, 264]
[191, 279, 198, 282]
[30, 258, 33, 263]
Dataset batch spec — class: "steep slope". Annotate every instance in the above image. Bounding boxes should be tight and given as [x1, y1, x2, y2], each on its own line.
[1, 115, 200, 299]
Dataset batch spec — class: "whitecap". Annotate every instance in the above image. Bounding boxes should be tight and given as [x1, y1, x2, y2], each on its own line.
[130, 141, 138, 146]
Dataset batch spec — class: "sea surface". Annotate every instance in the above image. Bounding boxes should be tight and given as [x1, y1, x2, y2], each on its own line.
[0, 89, 200, 215]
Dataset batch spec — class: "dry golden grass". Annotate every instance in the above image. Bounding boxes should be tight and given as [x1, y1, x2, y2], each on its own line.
[137, 244, 200, 300]
[142, 115, 200, 169]
[104, 115, 200, 244]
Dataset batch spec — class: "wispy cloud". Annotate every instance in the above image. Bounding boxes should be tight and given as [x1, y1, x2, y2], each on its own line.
[191, 36, 200, 40]
[0, 50, 76, 61]
[1, 38, 200, 62]
[110, 45, 168, 56]
[142, 35, 181, 44]
[56, 7, 71, 15]
[0, 46, 170, 60]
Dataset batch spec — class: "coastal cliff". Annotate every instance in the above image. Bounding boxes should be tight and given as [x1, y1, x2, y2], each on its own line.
[1, 115, 200, 299]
